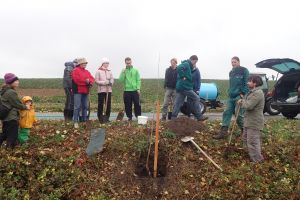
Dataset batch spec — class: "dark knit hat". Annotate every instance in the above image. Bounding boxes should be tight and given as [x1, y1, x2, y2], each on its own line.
[4, 73, 19, 84]
[189, 55, 198, 61]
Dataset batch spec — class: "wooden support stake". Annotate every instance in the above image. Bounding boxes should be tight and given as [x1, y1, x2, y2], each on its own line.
[153, 100, 160, 178]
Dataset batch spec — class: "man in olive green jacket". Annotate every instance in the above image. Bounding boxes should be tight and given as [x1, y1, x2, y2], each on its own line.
[238, 75, 265, 162]
[119, 57, 141, 121]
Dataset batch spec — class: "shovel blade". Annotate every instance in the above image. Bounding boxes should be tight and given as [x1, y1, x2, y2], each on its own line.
[116, 110, 124, 121]
[181, 136, 194, 143]
[86, 128, 106, 156]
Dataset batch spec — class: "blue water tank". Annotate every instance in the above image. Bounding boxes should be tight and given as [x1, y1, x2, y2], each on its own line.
[199, 83, 219, 100]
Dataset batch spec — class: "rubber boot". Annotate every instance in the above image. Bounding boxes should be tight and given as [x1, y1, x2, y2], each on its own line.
[68, 110, 74, 121]
[63, 109, 68, 121]
[213, 126, 228, 139]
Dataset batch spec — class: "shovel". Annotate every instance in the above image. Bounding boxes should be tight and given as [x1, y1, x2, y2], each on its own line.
[228, 103, 242, 145]
[116, 107, 125, 121]
[224, 103, 242, 158]
[181, 136, 223, 171]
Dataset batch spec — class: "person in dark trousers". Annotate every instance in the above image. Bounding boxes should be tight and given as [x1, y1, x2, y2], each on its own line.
[95, 58, 114, 123]
[119, 57, 141, 121]
[0, 73, 29, 149]
[63, 59, 77, 121]
[171, 55, 208, 121]
[213, 56, 249, 139]
[182, 65, 202, 117]
[162, 58, 177, 120]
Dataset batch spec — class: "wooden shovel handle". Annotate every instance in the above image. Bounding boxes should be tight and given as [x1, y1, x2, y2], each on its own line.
[228, 103, 242, 145]
[190, 140, 223, 172]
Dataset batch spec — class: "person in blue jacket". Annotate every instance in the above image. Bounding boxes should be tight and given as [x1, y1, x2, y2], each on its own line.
[192, 66, 201, 95]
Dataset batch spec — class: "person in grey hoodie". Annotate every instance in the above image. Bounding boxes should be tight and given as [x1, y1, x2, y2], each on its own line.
[237, 75, 265, 163]
[63, 59, 77, 120]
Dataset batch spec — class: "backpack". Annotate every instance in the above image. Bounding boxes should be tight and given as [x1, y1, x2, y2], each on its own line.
[0, 90, 11, 120]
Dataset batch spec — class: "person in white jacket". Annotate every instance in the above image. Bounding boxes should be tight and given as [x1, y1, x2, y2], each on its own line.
[95, 58, 114, 123]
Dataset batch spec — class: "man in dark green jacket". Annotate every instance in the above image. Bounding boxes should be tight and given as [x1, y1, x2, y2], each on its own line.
[119, 57, 141, 120]
[213, 56, 249, 139]
[171, 55, 208, 121]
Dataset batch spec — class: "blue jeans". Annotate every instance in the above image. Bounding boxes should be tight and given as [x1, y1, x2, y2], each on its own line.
[172, 90, 202, 120]
[73, 94, 88, 122]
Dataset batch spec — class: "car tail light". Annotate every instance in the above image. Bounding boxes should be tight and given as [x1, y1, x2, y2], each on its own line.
[267, 89, 274, 97]
[298, 86, 300, 96]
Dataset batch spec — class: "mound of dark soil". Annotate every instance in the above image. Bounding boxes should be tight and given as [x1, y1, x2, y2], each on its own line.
[166, 117, 207, 136]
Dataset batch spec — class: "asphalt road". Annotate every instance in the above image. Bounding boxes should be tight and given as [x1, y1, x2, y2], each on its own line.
[36, 112, 299, 121]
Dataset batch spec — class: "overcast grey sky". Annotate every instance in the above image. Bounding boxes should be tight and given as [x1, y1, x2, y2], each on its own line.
[1, 0, 299, 79]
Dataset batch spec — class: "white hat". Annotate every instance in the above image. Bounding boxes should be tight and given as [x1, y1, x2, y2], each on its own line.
[76, 58, 88, 65]
[101, 57, 109, 65]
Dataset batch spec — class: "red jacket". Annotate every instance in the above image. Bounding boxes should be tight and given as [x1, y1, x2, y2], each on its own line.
[72, 67, 95, 94]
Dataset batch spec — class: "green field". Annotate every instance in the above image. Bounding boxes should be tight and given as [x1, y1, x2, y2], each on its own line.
[2, 78, 275, 112]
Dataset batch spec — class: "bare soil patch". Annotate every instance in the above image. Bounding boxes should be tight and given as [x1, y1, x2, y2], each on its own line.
[166, 117, 207, 136]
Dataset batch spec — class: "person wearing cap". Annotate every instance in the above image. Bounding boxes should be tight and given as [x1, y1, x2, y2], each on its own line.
[95, 57, 114, 123]
[119, 57, 141, 121]
[0, 73, 30, 149]
[18, 96, 37, 144]
[63, 59, 77, 121]
[162, 58, 178, 121]
[171, 55, 208, 121]
[71, 58, 95, 128]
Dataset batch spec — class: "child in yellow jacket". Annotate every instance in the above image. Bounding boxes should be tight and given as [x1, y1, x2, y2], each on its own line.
[18, 96, 37, 144]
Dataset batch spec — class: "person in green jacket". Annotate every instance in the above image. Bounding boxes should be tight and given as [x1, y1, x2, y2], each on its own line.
[0, 73, 29, 149]
[171, 55, 208, 121]
[213, 56, 249, 139]
[119, 57, 141, 121]
[237, 75, 265, 162]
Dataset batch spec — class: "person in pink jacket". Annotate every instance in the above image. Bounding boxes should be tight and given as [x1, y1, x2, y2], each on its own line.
[95, 58, 114, 123]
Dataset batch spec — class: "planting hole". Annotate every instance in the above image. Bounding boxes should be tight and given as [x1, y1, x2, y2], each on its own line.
[135, 145, 168, 178]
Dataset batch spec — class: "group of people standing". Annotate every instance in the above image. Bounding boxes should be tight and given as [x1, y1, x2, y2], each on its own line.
[0, 55, 265, 163]
[63, 57, 141, 128]
[162, 55, 264, 163]
[162, 55, 207, 121]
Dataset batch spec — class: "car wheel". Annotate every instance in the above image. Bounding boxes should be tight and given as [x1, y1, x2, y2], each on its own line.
[265, 99, 280, 115]
[199, 99, 207, 114]
[281, 111, 298, 119]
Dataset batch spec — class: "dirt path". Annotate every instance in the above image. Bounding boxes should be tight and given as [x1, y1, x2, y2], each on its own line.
[17, 88, 64, 96]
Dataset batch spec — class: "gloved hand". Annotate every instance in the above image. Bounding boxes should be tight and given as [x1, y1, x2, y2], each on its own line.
[104, 80, 109, 85]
